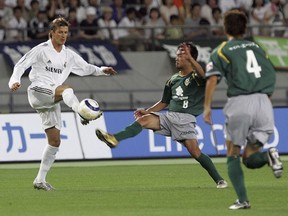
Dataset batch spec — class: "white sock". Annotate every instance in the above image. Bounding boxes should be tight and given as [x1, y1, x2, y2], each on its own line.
[62, 88, 79, 113]
[35, 144, 59, 183]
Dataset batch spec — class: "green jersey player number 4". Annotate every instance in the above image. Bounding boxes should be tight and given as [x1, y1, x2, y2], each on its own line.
[206, 39, 275, 98]
[204, 9, 282, 210]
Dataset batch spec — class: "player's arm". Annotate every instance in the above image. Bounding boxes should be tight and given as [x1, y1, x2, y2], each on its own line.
[134, 100, 168, 118]
[71, 52, 117, 76]
[181, 43, 205, 77]
[204, 45, 226, 124]
[203, 75, 218, 125]
[99, 66, 117, 75]
[190, 57, 205, 77]
[8, 46, 40, 91]
[203, 55, 222, 124]
[146, 100, 168, 112]
[135, 79, 170, 118]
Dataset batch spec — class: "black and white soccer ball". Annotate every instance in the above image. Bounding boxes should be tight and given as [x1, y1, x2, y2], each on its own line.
[78, 98, 101, 120]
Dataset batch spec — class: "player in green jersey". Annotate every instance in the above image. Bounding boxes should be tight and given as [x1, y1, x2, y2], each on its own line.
[204, 9, 283, 210]
[96, 42, 228, 189]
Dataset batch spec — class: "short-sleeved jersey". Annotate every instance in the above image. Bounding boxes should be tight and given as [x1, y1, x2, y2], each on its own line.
[161, 72, 206, 116]
[205, 39, 276, 97]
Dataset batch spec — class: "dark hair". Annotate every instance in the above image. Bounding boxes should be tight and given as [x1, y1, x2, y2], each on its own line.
[38, 10, 47, 15]
[178, 42, 198, 60]
[212, 7, 222, 15]
[170, 14, 180, 22]
[162, 0, 168, 5]
[68, 0, 81, 7]
[190, 3, 201, 11]
[252, 0, 265, 8]
[126, 7, 137, 15]
[224, 9, 247, 36]
[69, 8, 77, 14]
[149, 7, 160, 19]
[206, 0, 218, 4]
[13, 6, 22, 13]
[30, 0, 39, 6]
[199, 18, 210, 25]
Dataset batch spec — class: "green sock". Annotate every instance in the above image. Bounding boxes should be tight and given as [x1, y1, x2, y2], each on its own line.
[114, 121, 143, 142]
[243, 152, 268, 169]
[227, 156, 248, 202]
[195, 153, 224, 183]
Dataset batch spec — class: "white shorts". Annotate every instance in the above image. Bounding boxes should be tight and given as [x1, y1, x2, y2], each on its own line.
[27, 83, 62, 130]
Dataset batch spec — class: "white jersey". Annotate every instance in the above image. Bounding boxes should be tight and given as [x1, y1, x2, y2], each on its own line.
[8, 39, 107, 88]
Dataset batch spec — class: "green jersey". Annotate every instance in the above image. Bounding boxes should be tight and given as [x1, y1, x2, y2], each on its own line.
[206, 39, 276, 97]
[161, 72, 205, 116]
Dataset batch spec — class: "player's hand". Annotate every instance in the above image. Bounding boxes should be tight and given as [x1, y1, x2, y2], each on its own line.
[203, 107, 212, 125]
[180, 43, 193, 61]
[134, 109, 149, 119]
[10, 82, 21, 92]
[102, 67, 117, 75]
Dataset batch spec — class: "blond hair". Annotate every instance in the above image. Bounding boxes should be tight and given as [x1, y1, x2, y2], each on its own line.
[49, 17, 70, 38]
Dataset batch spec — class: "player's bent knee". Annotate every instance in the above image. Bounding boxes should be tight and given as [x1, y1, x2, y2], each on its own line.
[242, 157, 258, 169]
[49, 140, 61, 147]
[61, 84, 72, 89]
[184, 141, 202, 158]
[137, 114, 157, 128]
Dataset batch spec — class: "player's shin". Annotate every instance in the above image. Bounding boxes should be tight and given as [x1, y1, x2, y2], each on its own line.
[114, 121, 143, 142]
[227, 156, 249, 202]
[62, 88, 79, 112]
[35, 144, 58, 182]
[195, 153, 224, 183]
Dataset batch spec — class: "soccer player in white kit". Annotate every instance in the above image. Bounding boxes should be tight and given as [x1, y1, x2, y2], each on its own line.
[8, 17, 117, 191]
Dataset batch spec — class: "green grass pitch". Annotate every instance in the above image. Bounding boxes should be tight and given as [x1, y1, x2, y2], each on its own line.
[0, 157, 287, 216]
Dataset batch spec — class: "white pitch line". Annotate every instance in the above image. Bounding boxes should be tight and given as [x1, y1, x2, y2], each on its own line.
[0, 155, 287, 169]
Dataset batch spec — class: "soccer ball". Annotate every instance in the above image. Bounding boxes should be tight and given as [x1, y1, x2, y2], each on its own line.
[78, 98, 101, 120]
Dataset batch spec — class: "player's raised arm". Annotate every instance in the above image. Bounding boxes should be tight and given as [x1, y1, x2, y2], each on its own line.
[180, 42, 205, 77]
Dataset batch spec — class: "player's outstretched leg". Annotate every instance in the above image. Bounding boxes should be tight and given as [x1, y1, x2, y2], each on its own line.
[96, 129, 118, 148]
[96, 122, 143, 147]
[267, 147, 283, 178]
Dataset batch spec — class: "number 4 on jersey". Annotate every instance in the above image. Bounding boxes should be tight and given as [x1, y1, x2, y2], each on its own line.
[246, 50, 262, 78]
